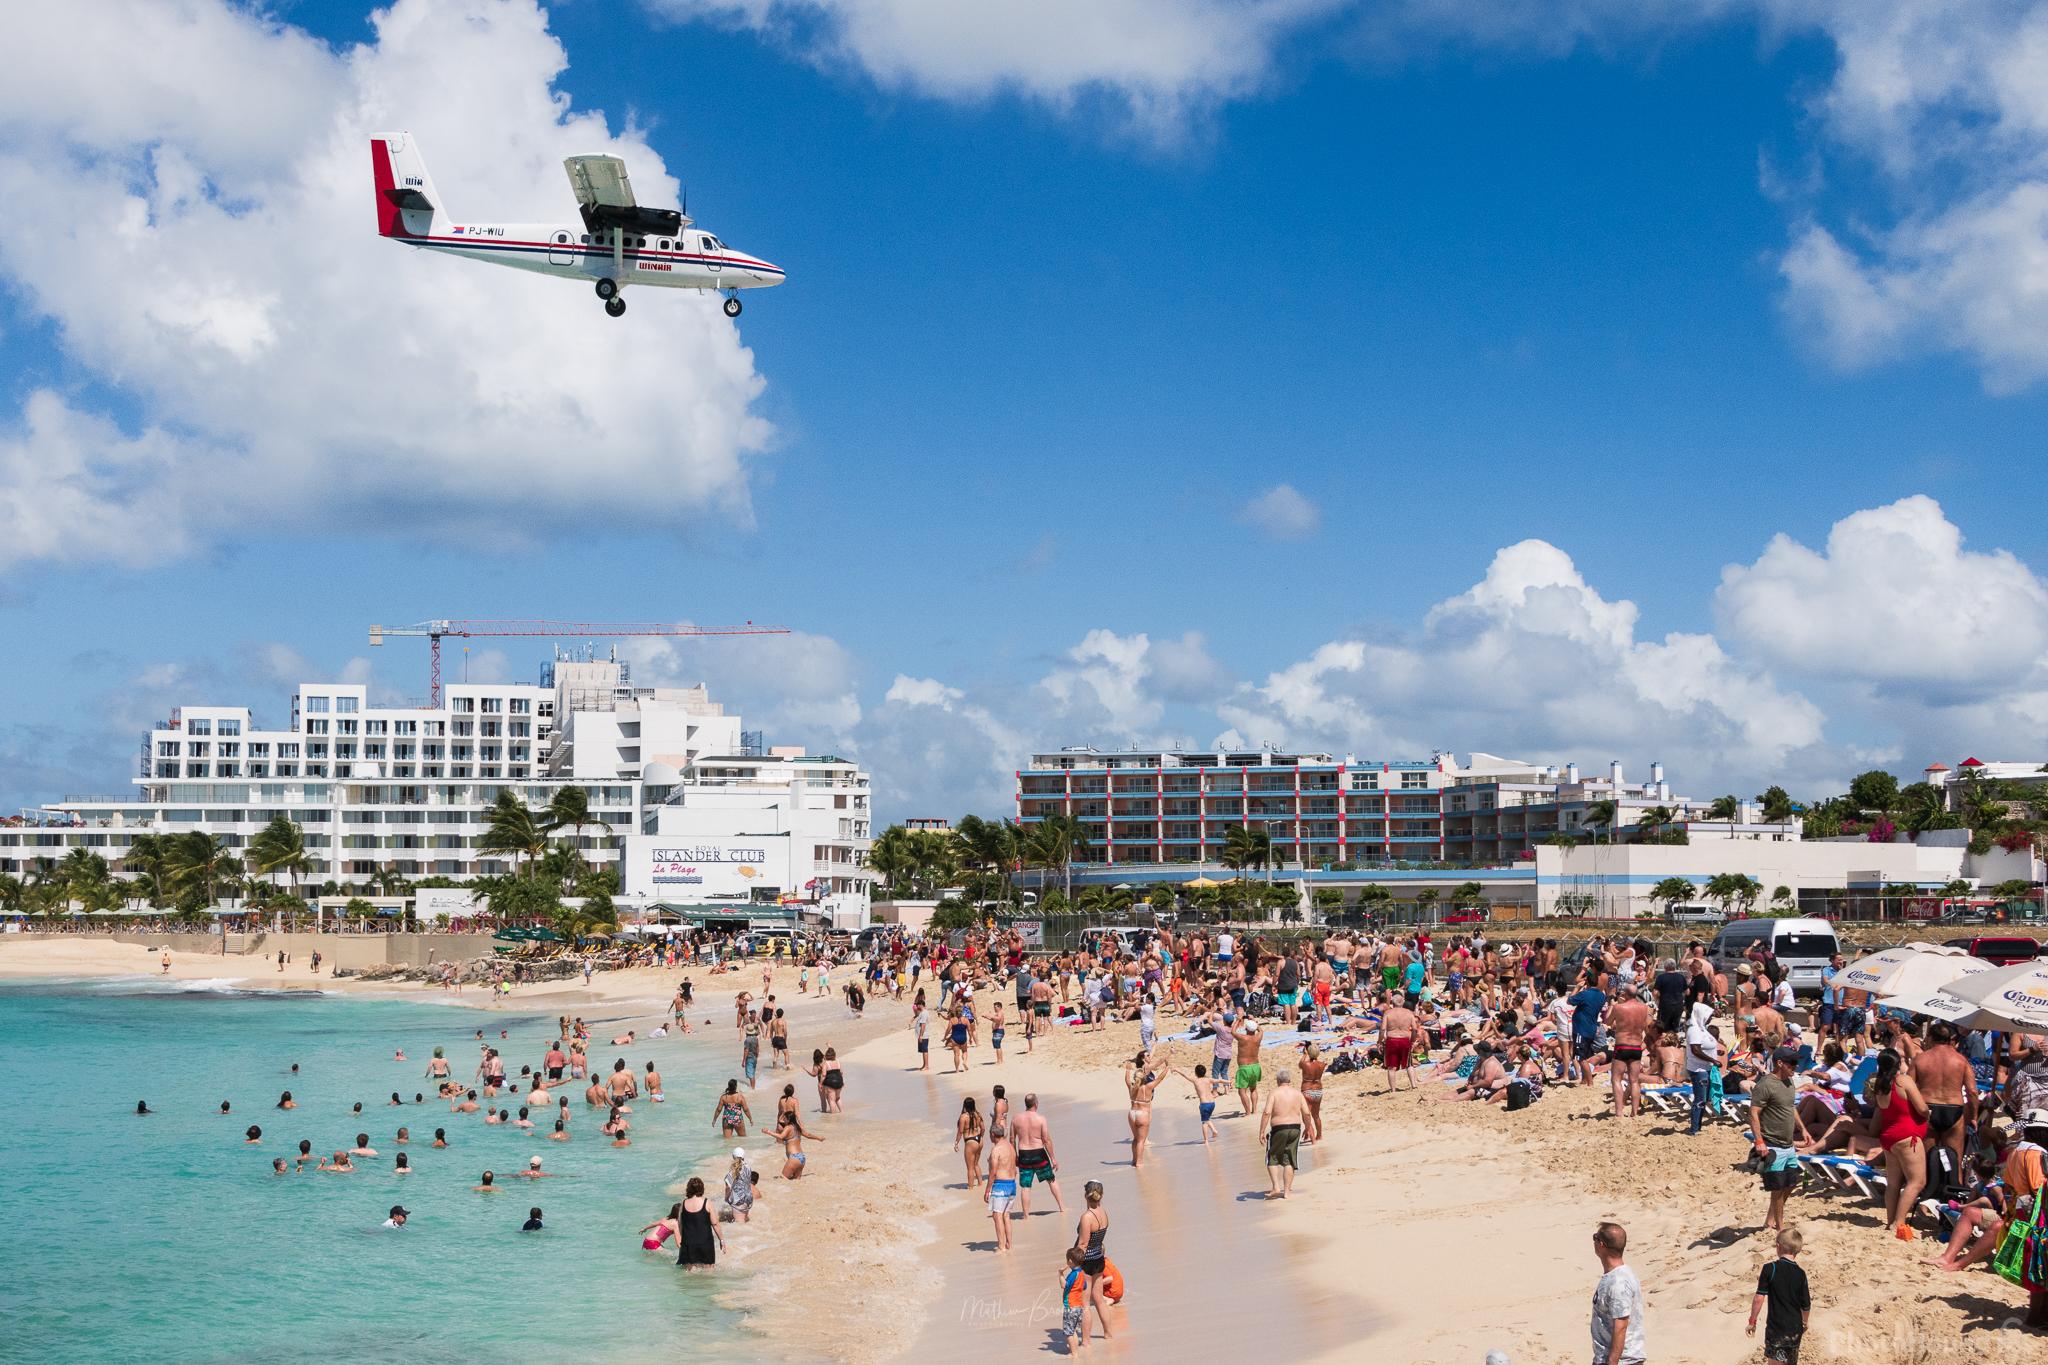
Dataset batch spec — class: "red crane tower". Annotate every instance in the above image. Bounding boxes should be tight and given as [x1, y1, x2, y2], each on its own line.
[368, 619, 791, 705]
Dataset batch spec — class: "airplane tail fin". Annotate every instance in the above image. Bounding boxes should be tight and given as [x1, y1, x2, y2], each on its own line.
[370, 132, 449, 239]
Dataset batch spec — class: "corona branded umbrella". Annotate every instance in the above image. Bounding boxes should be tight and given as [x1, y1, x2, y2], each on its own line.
[1938, 960, 2048, 1033]
[1876, 985, 2021, 1031]
[1836, 942, 1991, 999]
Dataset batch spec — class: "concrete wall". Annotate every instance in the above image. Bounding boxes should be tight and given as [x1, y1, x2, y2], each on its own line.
[5, 931, 500, 969]
[1534, 840, 1970, 918]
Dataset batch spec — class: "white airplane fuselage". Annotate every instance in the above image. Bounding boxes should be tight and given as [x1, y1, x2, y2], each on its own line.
[397, 220, 785, 293]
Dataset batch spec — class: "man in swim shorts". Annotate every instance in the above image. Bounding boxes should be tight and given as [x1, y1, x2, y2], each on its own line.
[1261, 1069, 1306, 1199]
[1233, 1015, 1264, 1115]
[984, 1123, 1018, 1252]
[1380, 998, 1418, 1091]
[1010, 1094, 1065, 1215]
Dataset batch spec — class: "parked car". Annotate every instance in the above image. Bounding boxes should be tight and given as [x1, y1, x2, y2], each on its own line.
[1441, 908, 1485, 925]
[1666, 902, 1727, 925]
[1942, 935, 2042, 967]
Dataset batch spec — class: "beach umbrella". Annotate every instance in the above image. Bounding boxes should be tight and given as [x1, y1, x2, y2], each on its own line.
[1876, 985, 2026, 1031]
[1938, 960, 2048, 1032]
[1185, 877, 1222, 889]
[1837, 943, 1989, 998]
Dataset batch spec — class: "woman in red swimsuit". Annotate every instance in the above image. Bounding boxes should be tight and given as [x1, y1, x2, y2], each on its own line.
[1866, 1050, 1929, 1237]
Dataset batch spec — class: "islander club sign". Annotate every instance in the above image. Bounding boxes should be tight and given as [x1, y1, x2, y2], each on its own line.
[627, 834, 789, 900]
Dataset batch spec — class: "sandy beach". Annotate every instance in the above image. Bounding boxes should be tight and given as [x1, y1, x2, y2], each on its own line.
[9, 939, 2042, 1364]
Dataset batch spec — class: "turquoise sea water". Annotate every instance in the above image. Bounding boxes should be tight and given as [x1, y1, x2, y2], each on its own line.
[0, 980, 741, 1363]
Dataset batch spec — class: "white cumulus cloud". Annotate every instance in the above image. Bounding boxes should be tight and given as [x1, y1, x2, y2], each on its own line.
[644, 0, 1344, 138]
[0, 0, 773, 570]
[1237, 484, 1322, 541]
[1715, 495, 2048, 698]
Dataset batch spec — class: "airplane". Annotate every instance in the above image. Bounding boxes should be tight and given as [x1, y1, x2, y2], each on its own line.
[370, 131, 783, 318]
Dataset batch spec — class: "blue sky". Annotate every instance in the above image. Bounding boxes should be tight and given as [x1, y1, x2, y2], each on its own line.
[4, 1, 2047, 820]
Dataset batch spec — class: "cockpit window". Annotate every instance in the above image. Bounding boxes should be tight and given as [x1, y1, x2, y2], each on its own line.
[703, 236, 721, 252]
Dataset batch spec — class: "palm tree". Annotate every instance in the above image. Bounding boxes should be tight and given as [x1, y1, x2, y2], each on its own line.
[866, 825, 914, 896]
[121, 833, 171, 909]
[539, 844, 583, 895]
[1583, 799, 1619, 843]
[59, 848, 111, 893]
[906, 831, 961, 899]
[1413, 886, 1440, 923]
[1755, 786, 1796, 824]
[544, 786, 611, 871]
[1637, 805, 1676, 841]
[1023, 814, 1088, 903]
[166, 831, 233, 909]
[367, 867, 410, 897]
[0, 873, 22, 914]
[954, 815, 1023, 908]
[1354, 883, 1393, 926]
[480, 789, 547, 877]
[245, 816, 310, 898]
[1220, 824, 1273, 877]
[1649, 876, 1695, 915]
[1706, 794, 1740, 822]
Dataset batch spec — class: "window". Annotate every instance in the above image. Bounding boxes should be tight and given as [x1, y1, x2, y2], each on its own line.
[218, 719, 241, 736]
[188, 719, 212, 736]
[1401, 772, 1430, 789]
[1350, 773, 1379, 790]
[307, 720, 328, 735]
[336, 696, 358, 714]
[366, 720, 388, 735]
[658, 238, 670, 250]
[304, 695, 329, 713]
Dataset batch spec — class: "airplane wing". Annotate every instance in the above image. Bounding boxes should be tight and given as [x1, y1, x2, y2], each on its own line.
[565, 155, 636, 211]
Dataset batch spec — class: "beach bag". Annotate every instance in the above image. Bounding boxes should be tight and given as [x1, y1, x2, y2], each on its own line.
[1924, 1144, 1962, 1205]
[1993, 1194, 2046, 1289]
[1504, 1079, 1533, 1111]
[1707, 1064, 1725, 1115]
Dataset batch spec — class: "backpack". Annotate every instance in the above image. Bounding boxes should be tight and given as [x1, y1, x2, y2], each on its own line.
[1504, 1079, 1534, 1111]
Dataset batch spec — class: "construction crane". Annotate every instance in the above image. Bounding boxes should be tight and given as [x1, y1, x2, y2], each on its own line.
[369, 619, 790, 705]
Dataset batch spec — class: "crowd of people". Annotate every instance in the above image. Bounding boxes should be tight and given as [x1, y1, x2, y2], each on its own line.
[857, 917, 2048, 1358]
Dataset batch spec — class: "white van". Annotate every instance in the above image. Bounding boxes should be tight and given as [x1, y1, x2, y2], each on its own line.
[1708, 917, 1840, 995]
[1666, 902, 1726, 925]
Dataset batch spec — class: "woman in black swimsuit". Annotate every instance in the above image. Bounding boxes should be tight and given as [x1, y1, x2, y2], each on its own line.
[675, 1176, 721, 1271]
[803, 1049, 830, 1113]
[1073, 1180, 1113, 1342]
[820, 1047, 845, 1114]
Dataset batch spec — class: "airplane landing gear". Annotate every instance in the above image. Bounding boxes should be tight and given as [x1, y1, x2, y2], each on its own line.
[605, 297, 626, 318]
[722, 294, 742, 318]
[595, 278, 618, 301]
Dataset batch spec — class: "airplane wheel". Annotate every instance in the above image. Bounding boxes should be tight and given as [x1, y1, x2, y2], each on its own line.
[595, 278, 618, 301]
[722, 296, 742, 318]
[605, 297, 626, 318]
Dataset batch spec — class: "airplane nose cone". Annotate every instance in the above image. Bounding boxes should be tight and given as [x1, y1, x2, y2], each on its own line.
[753, 260, 784, 288]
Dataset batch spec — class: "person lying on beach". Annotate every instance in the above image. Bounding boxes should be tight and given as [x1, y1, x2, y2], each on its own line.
[611, 1031, 636, 1046]
[1437, 1043, 1509, 1102]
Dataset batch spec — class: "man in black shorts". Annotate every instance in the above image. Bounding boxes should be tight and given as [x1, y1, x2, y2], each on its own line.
[1652, 958, 1689, 1037]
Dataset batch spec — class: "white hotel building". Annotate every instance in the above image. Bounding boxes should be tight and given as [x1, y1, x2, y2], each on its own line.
[5, 658, 873, 914]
